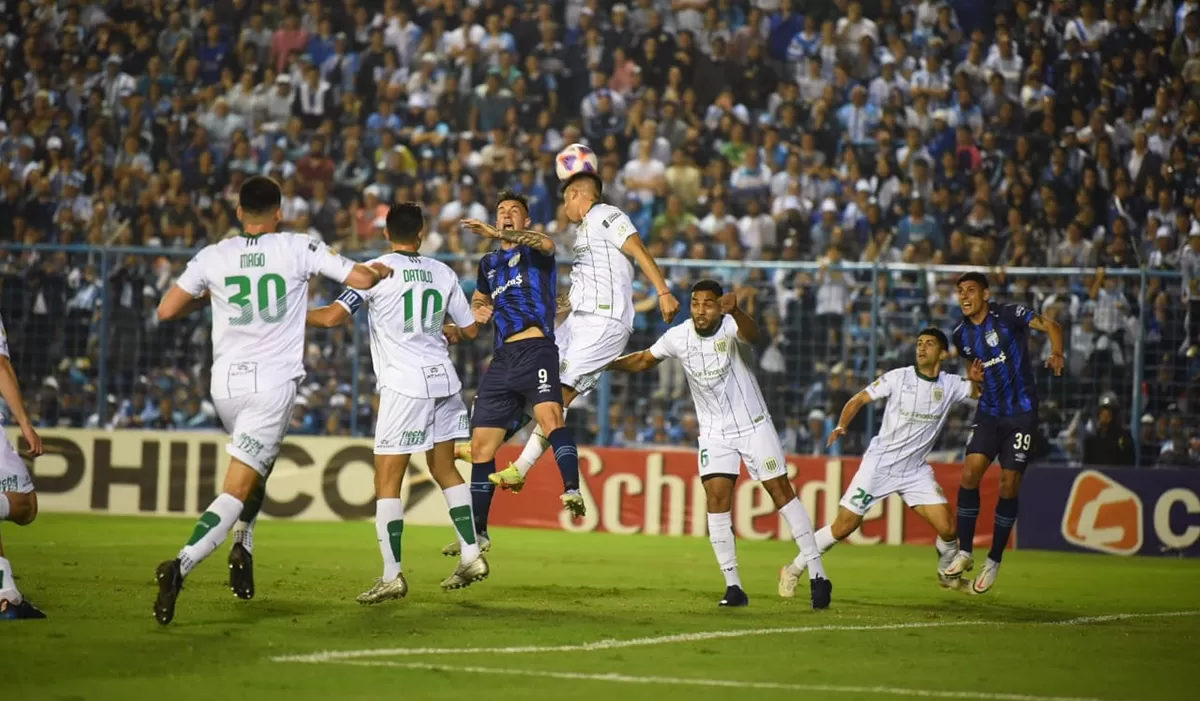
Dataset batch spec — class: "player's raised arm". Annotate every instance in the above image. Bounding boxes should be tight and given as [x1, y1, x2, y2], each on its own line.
[345, 261, 393, 288]
[721, 292, 761, 344]
[1027, 313, 1065, 376]
[461, 218, 555, 254]
[619, 233, 679, 322]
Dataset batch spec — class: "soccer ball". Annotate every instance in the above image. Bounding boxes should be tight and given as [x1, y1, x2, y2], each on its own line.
[555, 143, 599, 182]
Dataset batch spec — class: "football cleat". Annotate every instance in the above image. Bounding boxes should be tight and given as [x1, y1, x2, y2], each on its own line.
[810, 576, 833, 610]
[778, 563, 805, 598]
[940, 574, 971, 592]
[561, 490, 586, 518]
[943, 551, 974, 579]
[228, 543, 255, 600]
[454, 442, 472, 464]
[357, 574, 408, 604]
[0, 598, 46, 620]
[441, 556, 490, 590]
[488, 465, 526, 493]
[971, 558, 1000, 595]
[441, 534, 491, 557]
[718, 585, 749, 607]
[153, 559, 184, 625]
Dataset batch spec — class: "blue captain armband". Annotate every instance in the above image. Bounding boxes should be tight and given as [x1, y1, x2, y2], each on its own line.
[336, 288, 365, 314]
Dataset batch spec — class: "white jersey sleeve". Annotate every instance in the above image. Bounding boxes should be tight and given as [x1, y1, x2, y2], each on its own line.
[175, 251, 211, 297]
[864, 369, 903, 402]
[0, 313, 9, 358]
[445, 277, 474, 330]
[946, 373, 975, 404]
[297, 236, 356, 283]
[596, 206, 639, 248]
[649, 324, 685, 360]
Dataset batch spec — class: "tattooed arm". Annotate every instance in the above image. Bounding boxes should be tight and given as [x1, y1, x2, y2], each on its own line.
[460, 219, 555, 254]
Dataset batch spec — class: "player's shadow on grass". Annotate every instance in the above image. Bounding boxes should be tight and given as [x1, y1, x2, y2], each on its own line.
[166, 599, 315, 629]
[838, 597, 1082, 623]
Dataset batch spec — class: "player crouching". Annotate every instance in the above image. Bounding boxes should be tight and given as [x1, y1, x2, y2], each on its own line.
[807, 329, 981, 592]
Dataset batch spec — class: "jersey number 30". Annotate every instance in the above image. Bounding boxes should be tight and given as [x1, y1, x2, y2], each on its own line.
[226, 274, 287, 325]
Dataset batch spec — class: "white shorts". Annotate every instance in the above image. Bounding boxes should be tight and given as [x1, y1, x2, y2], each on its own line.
[839, 457, 947, 516]
[0, 438, 34, 494]
[556, 312, 631, 395]
[213, 381, 298, 478]
[375, 387, 469, 455]
[698, 420, 788, 482]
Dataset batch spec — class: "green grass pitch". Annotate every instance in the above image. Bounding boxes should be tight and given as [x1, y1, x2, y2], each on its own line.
[4, 514, 1199, 701]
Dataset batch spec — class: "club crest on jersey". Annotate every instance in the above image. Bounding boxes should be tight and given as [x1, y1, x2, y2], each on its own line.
[985, 330, 1000, 347]
[715, 339, 727, 353]
[932, 388, 944, 402]
[508, 252, 521, 267]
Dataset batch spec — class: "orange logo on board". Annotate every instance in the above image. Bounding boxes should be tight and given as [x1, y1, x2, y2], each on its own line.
[1061, 470, 1143, 556]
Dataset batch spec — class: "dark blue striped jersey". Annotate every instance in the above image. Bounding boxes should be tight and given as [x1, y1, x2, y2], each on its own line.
[475, 245, 557, 349]
[952, 303, 1038, 416]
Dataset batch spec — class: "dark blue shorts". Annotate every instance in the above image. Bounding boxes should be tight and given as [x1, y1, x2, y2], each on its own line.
[471, 337, 563, 429]
[966, 411, 1039, 473]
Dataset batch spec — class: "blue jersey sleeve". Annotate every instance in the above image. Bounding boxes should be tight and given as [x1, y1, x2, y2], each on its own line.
[997, 303, 1034, 329]
[476, 258, 492, 297]
[952, 324, 970, 359]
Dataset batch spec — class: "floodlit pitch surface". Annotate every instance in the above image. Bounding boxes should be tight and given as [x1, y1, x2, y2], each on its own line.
[4, 515, 1198, 701]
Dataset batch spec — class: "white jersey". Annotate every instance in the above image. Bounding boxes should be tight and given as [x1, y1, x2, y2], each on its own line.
[0, 312, 8, 358]
[863, 367, 974, 473]
[649, 315, 770, 440]
[569, 203, 637, 331]
[176, 232, 356, 400]
[335, 251, 474, 399]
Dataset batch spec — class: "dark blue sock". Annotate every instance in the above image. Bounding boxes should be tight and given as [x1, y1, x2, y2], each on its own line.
[547, 427, 579, 491]
[957, 487, 980, 553]
[470, 460, 496, 538]
[989, 496, 1019, 563]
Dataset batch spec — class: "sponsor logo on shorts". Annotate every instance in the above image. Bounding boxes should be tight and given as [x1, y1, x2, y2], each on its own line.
[398, 430, 427, 447]
[233, 433, 264, 458]
[1061, 470, 1144, 556]
[0, 475, 18, 492]
[458, 413, 469, 430]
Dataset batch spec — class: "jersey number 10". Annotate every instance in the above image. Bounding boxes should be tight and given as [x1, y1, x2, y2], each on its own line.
[402, 288, 445, 334]
[226, 274, 287, 325]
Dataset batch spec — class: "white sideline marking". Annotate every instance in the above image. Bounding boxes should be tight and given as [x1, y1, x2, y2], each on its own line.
[319, 660, 1144, 701]
[269, 610, 1199, 663]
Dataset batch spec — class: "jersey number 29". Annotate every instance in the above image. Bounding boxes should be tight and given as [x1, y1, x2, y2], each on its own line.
[226, 274, 287, 325]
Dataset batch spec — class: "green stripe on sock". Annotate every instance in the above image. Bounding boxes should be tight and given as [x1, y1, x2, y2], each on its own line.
[449, 505, 476, 545]
[186, 511, 221, 546]
[387, 520, 404, 563]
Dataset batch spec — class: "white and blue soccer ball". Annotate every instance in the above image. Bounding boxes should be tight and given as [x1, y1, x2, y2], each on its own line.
[555, 143, 599, 182]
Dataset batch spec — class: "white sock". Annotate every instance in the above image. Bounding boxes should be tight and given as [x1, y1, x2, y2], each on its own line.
[178, 493, 243, 577]
[779, 498, 828, 579]
[707, 511, 741, 588]
[815, 525, 839, 555]
[375, 498, 405, 581]
[0, 494, 9, 520]
[442, 484, 481, 562]
[0, 555, 19, 603]
[514, 407, 567, 476]
[232, 519, 256, 554]
[936, 536, 959, 571]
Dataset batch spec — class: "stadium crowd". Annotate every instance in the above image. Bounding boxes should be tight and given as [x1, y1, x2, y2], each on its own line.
[0, 0, 1197, 467]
